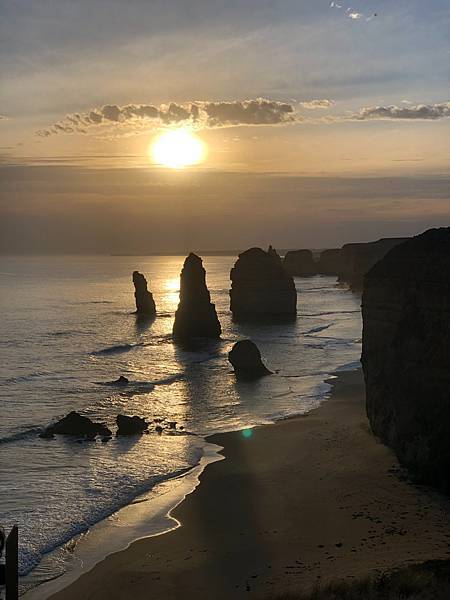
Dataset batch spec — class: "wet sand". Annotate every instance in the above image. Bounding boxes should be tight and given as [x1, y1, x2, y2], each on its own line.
[49, 369, 450, 599]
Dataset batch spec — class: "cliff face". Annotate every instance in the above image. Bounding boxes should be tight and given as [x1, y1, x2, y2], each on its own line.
[339, 238, 408, 290]
[230, 247, 297, 321]
[317, 248, 342, 276]
[362, 227, 450, 492]
[283, 249, 316, 277]
[132, 271, 156, 316]
[173, 253, 221, 340]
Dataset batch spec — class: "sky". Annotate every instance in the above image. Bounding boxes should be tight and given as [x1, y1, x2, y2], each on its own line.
[1, 0, 449, 253]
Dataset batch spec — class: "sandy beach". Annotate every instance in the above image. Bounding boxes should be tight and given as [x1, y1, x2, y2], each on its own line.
[48, 369, 450, 599]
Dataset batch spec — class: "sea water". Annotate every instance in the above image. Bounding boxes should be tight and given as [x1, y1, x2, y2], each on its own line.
[0, 255, 362, 593]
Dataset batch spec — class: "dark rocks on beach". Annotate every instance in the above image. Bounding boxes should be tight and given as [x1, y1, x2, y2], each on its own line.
[338, 238, 408, 291]
[43, 411, 112, 438]
[283, 249, 316, 277]
[173, 253, 221, 340]
[132, 271, 156, 317]
[230, 247, 297, 321]
[228, 340, 272, 380]
[116, 414, 149, 436]
[362, 227, 450, 493]
[317, 248, 342, 276]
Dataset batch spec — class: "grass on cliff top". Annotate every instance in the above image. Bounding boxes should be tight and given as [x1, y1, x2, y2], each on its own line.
[273, 560, 450, 600]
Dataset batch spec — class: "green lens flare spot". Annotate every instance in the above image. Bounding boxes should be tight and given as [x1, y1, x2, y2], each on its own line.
[242, 428, 253, 439]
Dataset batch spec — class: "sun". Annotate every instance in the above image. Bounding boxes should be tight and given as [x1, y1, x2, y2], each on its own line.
[149, 129, 207, 169]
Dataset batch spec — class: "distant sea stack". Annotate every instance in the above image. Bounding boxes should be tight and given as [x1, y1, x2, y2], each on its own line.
[173, 253, 221, 340]
[230, 247, 297, 321]
[132, 271, 156, 316]
[228, 340, 272, 380]
[317, 248, 342, 276]
[338, 238, 408, 291]
[362, 227, 450, 492]
[283, 249, 316, 277]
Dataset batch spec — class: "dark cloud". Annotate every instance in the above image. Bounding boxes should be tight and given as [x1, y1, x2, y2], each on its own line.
[36, 98, 299, 136]
[354, 102, 450, 121]
[202, 99, 295, 126]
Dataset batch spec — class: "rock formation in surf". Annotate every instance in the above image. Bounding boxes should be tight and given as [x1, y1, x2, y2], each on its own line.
[230, 247, 297, 321]
[283, 249, 316, 277]
[132, 271, 156, 316]
[338, 238, 408, 291]
[172, 253, 221, 340]
[116, 414, 149, 436]
[228, 340, 272, 380]
[317, 248, 342, 276]
[362, 227, 450, 492]
[41, 411, 112, 438]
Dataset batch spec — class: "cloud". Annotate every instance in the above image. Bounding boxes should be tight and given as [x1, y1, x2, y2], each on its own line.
[354, 102, 450, 121]
[36, 98, 301, 137]
[298, 99, 335, 109]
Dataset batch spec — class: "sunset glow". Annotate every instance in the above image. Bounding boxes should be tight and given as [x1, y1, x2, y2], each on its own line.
[150, 129, 206, 169]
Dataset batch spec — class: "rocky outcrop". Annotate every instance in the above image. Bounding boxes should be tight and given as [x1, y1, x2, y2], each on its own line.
[228, 340, 272, 380]
[338, 238, 408, 290]
[173, 253, 221, 339]
[116, 414, 149, 435]
[267, 245, 282, 265]
[362, 227, 450, 492]
[317, 248, 342, 276]
[132, 271, 156, 316]
[230, 247, 297, 321]
[42, 411, 112, 438]
[283, 249, 316, 277]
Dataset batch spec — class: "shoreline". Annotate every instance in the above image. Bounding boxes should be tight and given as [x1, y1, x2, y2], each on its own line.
[21, 366, 347, 598]
[22, 441, 224, 599]
[43, 368, 450, 599]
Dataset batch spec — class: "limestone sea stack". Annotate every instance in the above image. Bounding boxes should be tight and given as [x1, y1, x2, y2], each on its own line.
[283, 249, 316, 277]
[173, 253, 221, 340]
[362, 227, 450, 492]
[317, 248, 342, 276]
[228, 340, 272, 380]
[132, 271, 156, 316]
[230, 247, 297, 321]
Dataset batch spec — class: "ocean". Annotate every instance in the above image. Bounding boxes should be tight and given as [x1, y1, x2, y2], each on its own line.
[0, 255, 362, 595]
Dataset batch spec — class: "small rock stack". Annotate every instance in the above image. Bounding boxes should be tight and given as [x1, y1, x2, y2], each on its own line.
[132, 271, 156, 316]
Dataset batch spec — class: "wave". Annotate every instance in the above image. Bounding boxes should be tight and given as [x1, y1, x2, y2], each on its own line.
[69, 300, 114, 305]
[2, 371, 53, 384]
[301, 310, 360, 317]
[151, 373, 184, 385]
[0, 426, 42, 445]
[47, 330, 91, 338]
[17, 464, 199, 576]
[91, 343, 144, 355]
[302, 323, 334, 335]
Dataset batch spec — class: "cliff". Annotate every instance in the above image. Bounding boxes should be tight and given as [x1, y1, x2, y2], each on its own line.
[362, 227, 450, 492]
[317, 248, 342, 276]
[283, 249, 316, 277]
[173, 253, 222, 340]
[338, 238, 408, 290]
[230, 247, 297, 321]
